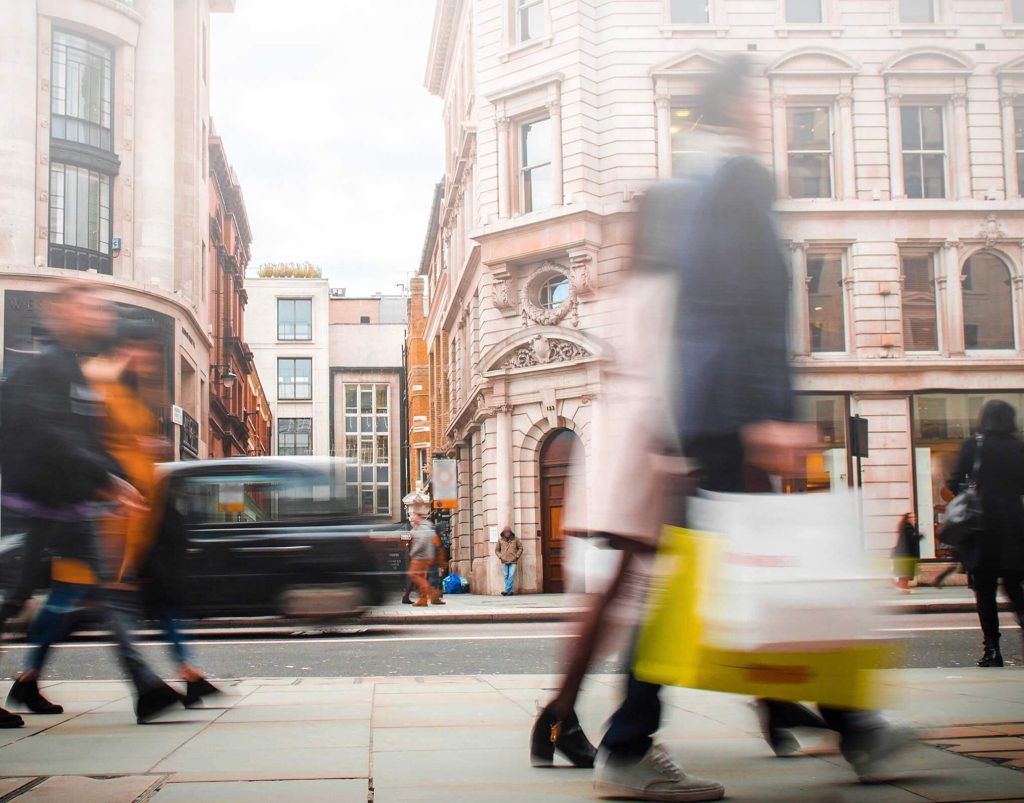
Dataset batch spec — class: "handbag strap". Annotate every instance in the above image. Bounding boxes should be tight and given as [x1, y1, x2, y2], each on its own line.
[968, 433, 984, 484]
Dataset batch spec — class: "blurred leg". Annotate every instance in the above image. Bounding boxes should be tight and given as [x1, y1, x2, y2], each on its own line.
[973, 570, 1001, 644]
[1001, 571, 1024, 629]
[601, 670, 662, 758]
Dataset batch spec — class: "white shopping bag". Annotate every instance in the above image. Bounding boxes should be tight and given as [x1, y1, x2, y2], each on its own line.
[688, 491, 879, 653]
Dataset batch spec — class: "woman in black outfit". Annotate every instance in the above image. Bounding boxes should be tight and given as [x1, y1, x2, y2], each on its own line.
[892, 512, 922, 594]
[946, 399, 1024, 668]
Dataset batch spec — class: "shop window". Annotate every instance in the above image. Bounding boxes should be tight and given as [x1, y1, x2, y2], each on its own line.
[912, 393, 1024, 556]
[962, 253, 1015, 350]
[789, 394, 849, 493]
[901, 254, 939, 351]
[807, 253, 846, 353]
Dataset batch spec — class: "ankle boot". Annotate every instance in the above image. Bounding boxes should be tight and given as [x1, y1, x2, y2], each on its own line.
[978, 639, 1004, 667]
[6, 679, 63, 714]
[184, 677, 221, 708]
[530, 705, 598, 768]
[136, 683, 184, 724]
[0, 707, 23, 728]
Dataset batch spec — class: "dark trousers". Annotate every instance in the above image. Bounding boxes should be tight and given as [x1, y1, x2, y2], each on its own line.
[601, 432, 880, 758]
[973, 569, 1024, 644]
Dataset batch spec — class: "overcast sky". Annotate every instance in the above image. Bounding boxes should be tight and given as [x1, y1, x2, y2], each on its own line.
[210, 1, 443, 296]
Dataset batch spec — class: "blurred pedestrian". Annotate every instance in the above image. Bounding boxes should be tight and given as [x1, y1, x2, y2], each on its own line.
[495, 527, 522, 596]
[892, 512, 923, 594]
[403, 492, 443, 607]
[0, 282, 183, 723]
[431, 523, 449, 599]
[945, 399, 1024, 668]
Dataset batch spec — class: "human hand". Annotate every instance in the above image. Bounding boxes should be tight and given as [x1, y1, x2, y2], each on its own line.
[741, 421, 818, 477]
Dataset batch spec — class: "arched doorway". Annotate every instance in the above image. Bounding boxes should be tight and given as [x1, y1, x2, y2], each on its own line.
[539, 428, 582, 593]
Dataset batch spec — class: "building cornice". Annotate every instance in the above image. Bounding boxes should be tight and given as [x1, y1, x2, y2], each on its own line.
[425, 0, 462, 97]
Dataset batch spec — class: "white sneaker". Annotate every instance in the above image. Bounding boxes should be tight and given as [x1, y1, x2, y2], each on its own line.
[849, 723, 917, 782]
[593, 744, 725, 802]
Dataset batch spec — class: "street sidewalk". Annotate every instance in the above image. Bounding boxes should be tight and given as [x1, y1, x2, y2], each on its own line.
[357, 585, 988, 624]
[3, 668, 1024, 801]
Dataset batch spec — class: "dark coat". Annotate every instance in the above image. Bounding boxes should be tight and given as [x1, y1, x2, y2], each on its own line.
[891, 522, 922, 559]
[945, 434, 1024, 572]
[0, 343, 121, 509]
[674, 156, 794, 442]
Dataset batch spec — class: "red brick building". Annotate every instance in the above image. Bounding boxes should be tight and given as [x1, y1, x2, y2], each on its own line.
[208, 123, 272, 457]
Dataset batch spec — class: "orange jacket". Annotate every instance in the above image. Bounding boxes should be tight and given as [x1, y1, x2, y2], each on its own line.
[51, 379, 162, 585]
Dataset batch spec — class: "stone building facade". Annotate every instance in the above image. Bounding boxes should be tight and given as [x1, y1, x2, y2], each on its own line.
[244, 275, 332, 459]
[423, 0, 1024, 594]
[329, 292, 409, 522]
[0, 0, 238, 461]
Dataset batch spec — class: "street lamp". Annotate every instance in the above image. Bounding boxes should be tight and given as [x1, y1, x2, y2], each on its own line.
[211, 364, 237, 389]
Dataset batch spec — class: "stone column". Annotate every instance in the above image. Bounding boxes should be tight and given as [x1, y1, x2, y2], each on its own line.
[952, 92, 971, 199]
[1002, 92, 1019, 199]
[495, 403, 514, 532]
[548, 99, 564, 206]
[837, 92, 856, 200]
[655, 86, 672, 179]
[886, 91, 904, 200]
[496, 114, 511, 218]
[771, 93, 789, 197]
[0, 2, 40, 265]
[789, 241, 811, 356]
[934, 273, 951, 358]
[1013, 275, 1024, 353]
[943, 239, 966, 356]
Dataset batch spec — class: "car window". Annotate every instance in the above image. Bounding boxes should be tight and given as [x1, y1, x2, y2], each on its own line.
[176, 471, 338, 526]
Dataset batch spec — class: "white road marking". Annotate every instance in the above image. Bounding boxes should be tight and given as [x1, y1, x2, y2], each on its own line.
[0, 633, 577, 650]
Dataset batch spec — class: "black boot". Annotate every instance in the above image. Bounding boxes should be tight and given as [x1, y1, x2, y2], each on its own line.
[401, 595, 413, 604]
[184, 678, 222, 708]
[6, 678, 63, 714]
[136, 683, 184, 724]
[978, 639, 1004, 667]
[753, 699, 803, 757]
[0, 707, 24, 728]
[530, 705, 598, 768]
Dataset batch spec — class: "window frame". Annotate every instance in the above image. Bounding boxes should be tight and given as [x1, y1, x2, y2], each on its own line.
[342, 382, 392, 516]
[668, 0, 711, 25]
[960, 251, 1019, 353]
[899, 250, 942, 353]
[805, 249, 850, 355]
[277, 418, 313, 456]
[898, 0, 936, 24]
[900, 103, 948, 200]
[785, 0, 823, 24]
[277, 297, 313, 341]
[277, 357, 313, 401]
[47, 161, 113, 273]
[518, 114, 554, 214]
[515, 0, 546, 43]
[50, 29, 114, 153]
[786, 104, 835, 199]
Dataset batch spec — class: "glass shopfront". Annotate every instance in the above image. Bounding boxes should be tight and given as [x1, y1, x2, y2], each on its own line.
[790, 394, 851, 493]
[912, 392, 1024, 558]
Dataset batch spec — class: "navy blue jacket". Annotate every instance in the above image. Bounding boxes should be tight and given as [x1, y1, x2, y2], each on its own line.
[671, 156, 794, 441]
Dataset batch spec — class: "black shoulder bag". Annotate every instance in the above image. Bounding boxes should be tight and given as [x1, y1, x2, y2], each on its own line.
[941, 433, 985, 549]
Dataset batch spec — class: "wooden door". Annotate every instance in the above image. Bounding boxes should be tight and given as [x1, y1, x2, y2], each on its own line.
[540, 429, 581, 593]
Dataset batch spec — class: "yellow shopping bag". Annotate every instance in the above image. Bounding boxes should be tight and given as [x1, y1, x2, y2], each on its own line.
[634, 526, 896, 710]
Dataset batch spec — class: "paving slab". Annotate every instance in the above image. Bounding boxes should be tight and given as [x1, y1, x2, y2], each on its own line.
[150, 778, 368, 802]
[0, 777, 36, 796]
[15, 774, 163, 802]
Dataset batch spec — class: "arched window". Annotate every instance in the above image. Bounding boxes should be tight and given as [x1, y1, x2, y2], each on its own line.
[962, 253, 1015, 350]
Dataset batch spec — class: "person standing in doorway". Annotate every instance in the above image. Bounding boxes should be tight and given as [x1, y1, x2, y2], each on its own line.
[496, 527, 522, 596]
[892, 512, 923, 594]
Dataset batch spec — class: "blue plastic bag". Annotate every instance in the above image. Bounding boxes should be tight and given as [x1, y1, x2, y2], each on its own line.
[443, 573, 462, 594]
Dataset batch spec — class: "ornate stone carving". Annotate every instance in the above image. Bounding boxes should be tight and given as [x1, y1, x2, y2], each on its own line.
[492, 274, 516, 310]
[978, 214, 1006, 247]
[520, 261, 578, 327]
[502, 335, 589, 369]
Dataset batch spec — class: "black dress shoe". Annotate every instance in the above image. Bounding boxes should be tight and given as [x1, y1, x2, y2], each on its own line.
[184, 678, 222, 708]
[7, 679, 63, 715]
[530, 705, 598, 768]
[0, 707, 24, 728]
[401, 597, 413, 605]
[136, 683, 184, 724]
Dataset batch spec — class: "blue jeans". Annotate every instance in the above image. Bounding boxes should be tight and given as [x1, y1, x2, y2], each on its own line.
[502, 562, 517, 594]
